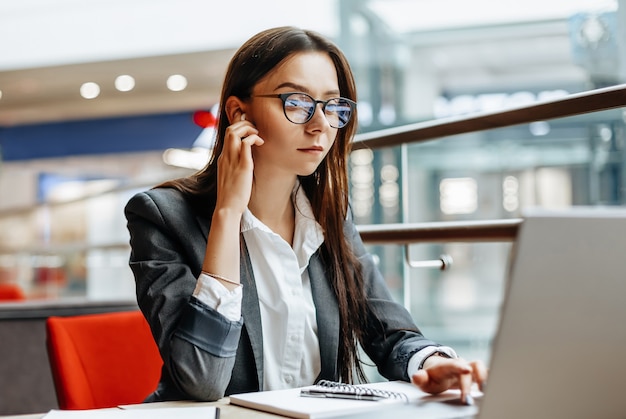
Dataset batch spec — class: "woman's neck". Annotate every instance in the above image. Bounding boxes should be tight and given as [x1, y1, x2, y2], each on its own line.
[248, 176, 297, 245]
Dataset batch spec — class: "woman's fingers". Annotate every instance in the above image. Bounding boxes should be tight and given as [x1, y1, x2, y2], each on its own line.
[412, 357, 488, 406]
[215, 121, 263, 213]
[458, 366, 474, 405]
[459, 360, 488, 405]
[240, 133, 264, 161]
[411, 369, 449, 394]
[224, 121, 259, 155]
[222, 121, 263, 173]
[470, 360, 488, 392]
[411, 358, 470, 394]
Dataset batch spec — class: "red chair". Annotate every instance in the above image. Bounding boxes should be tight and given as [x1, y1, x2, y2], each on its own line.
[46, 310, 163, 410]
[0, 283, 26, 301]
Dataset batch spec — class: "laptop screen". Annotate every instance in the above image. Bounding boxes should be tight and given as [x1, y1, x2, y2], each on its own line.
[478, 207, 626, 419]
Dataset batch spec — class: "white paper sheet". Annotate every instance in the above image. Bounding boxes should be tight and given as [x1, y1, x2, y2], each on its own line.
[42, 405, 218, 419]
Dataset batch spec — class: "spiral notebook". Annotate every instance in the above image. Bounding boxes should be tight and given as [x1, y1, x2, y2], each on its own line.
[300, 380, 410, 402]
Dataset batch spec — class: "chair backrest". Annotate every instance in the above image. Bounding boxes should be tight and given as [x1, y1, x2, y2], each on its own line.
[0, 283, 25, 301]
[46, 310, 163, 410]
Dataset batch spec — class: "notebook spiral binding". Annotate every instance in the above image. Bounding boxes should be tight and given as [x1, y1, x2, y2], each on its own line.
[312, 380, 409, 402]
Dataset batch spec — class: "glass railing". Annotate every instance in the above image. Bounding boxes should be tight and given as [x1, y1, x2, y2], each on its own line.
[352, 84, 626, 365]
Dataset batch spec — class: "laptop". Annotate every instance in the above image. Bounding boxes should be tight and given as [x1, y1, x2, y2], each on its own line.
[342, 206, 626, 419]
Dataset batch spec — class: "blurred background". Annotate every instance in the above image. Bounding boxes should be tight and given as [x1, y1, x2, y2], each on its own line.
[0, 0, 624, 369]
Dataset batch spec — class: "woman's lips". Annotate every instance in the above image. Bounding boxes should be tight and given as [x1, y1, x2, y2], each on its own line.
[298, 145, 324, 153]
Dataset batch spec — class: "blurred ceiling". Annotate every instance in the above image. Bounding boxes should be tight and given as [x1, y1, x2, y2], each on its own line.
[0, 48, 235, 127]
[0, 0, 338, 128]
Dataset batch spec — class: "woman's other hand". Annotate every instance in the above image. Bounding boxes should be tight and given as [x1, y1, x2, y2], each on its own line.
[411, 356, 488, 405]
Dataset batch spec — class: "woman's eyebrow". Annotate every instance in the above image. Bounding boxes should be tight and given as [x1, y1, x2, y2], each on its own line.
[274, 82, 340, 96]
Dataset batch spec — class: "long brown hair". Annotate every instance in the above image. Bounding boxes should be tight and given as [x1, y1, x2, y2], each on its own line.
[161, 26, 368, 383]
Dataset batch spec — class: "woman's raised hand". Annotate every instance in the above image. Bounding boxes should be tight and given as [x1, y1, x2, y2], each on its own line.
[215, 114, 264, 215]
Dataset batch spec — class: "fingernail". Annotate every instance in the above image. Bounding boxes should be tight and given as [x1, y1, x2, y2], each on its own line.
[464, 395, 474, 406]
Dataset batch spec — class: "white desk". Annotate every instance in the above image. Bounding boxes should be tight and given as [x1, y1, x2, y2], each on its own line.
[0, 398, 281, 419]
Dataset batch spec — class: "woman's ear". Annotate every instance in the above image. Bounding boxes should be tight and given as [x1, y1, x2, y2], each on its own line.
[225, 96, 246, 124]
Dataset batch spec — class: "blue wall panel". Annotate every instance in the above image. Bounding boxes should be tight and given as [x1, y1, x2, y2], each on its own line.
[0, 112, 204, 161]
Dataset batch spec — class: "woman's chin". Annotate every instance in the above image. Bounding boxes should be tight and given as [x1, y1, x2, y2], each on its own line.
[297, 166, 321, 178]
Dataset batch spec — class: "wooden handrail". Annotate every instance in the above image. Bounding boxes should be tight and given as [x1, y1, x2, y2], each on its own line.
[0, 220, 520, 254]
[357, 219, 522, 244]
[353, 83, 626, 150]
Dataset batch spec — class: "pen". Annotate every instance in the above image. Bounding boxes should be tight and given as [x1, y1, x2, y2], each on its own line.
[301, 389, 387, 401]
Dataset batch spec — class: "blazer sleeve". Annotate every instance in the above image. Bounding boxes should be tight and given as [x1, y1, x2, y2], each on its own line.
[124, 189, 243, 401]
[343, 217, 442, 382]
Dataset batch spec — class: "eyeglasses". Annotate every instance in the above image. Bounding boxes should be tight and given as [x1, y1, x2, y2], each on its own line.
[253, 92, 356, 129]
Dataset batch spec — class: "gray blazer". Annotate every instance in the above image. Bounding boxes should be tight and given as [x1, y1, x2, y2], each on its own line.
[124, 187, 440, 402]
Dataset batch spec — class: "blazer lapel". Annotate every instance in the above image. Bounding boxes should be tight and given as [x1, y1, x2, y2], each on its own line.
[239, 236, 264, 390]
[308, 251, 340, 380]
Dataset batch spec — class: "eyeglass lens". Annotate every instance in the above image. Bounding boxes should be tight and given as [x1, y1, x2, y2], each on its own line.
[283, 93, 353, 128]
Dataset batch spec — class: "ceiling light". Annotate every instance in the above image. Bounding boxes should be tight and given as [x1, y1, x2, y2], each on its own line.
[115, 74, 135, 92]
[0, 90, 3, 100]
[162, 147, 210, 169]
[80, 82, 100, 99]
[166, 74, 188, 92]
[529, 121, 550, 136]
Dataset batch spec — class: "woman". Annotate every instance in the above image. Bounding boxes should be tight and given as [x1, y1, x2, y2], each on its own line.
[125, 26, 487, 404]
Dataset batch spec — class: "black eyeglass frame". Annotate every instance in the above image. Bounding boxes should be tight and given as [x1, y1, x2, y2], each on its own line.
[253, 92, 357, 128]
